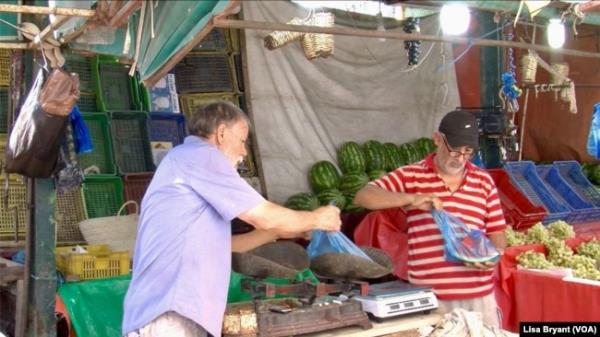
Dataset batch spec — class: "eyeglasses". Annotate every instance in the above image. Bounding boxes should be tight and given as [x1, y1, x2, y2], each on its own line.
[441, 134, 475, 159]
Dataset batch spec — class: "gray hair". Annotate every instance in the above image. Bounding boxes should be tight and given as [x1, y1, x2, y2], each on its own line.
[187, 100, 250, 138]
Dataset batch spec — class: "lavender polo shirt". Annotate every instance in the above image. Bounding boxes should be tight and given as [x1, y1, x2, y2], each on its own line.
[122, 136, 264, 337]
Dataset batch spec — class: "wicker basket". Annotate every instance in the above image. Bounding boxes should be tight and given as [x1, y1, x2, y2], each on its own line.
[301, 13, 335, 60]
[264, 17, 305, 50]
[78, 201, 139, 254]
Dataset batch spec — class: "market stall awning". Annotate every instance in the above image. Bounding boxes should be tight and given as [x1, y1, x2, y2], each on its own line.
[70, 0, 239, 87]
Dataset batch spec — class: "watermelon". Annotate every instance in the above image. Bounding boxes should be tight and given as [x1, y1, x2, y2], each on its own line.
[317, 189, 347, 210]
[309, 161, 340, 192]
[363, 140, 386, 171]
[383, 143, 403, 171]
[398, 143, 414, 164]
[403, 143, 420, 162]
[339, 173, 370, 194]
[284, 192, 320, 211]
[367, 170, 386, 181]
[337, 141, 366, 174]
[343, 192, 365, 213]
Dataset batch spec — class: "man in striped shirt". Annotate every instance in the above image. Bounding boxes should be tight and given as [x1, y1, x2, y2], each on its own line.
[354, 110, 507, 327]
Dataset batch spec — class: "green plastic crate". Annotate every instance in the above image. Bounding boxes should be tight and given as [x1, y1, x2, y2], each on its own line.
[92, 57, 141, 112]
[109, 111, 155, 174]
[77, 92, 98, 113]
[83, 175, 124, 219]
[0, 87, 8, 133]
[65, 53, 93, 92]
[78, 113, 116, 174]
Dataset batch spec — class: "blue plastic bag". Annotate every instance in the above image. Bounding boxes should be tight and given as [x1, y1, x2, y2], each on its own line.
[70, 105, 94, 154]
[306, 230, 372, 261]
[587, 103, 600, 159]
[432, 210, 500, 264]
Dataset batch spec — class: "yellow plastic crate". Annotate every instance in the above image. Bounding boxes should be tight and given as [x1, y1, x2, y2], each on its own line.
[0, 49, 9, 86]
[0, 174, 27, 240]
[179, 93, 238, 121]
[55, 244, 130, 281]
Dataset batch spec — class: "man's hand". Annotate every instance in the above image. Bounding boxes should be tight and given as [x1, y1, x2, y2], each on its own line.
[311, 205, 342, 232]
[464, 261, 497, 269]
[408, 194, 443, 211]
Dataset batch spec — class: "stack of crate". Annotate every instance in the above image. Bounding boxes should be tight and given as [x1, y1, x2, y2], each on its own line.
[176, 27, 258, 180]
[0, 50, 28, 242]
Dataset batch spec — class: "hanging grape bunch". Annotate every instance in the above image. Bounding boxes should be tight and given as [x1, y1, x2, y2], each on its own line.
[403, 17, 421, 66]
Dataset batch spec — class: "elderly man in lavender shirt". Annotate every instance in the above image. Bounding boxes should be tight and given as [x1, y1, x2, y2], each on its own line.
[122, 101, 341, 337]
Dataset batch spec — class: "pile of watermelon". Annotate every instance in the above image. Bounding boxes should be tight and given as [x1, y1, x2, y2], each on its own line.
[284, 138, 435, 213]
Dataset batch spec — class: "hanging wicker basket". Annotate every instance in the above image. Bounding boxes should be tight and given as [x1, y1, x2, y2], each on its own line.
[78, 200, 139, 254]
[301, 12, 335, 60]
[264, 17, 306, 50]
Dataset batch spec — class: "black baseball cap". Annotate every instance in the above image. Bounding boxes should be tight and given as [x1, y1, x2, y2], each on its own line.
[438, 110, 479, 149]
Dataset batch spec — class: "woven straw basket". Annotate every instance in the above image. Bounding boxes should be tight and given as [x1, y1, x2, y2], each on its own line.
[301, 12, 335, 60]
[78, 201, 139, 254]
[264, 17, 305, 50]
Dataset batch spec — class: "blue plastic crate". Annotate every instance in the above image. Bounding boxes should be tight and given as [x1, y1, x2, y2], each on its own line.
[535, 165, 600, 224]
[504, 161, 570, 224]
[149, 112, 186, 146]
[554, 161, 600, 219]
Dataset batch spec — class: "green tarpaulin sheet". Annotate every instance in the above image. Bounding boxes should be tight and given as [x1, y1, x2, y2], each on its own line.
[58, 269, 317, 337]
[71, 0, 231, 86]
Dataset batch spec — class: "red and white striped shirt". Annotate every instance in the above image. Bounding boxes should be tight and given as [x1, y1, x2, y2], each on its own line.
[371, 154, 506, 300]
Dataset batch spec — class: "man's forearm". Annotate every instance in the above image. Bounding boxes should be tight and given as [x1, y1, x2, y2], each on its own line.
[354, 184, 415, 210]
[488, 232, 507, 252]
[231, 229, 278, 253]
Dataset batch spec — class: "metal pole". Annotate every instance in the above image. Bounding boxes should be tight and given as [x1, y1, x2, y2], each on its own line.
[213, 18, 600, 59]
[518, 88, 530, 161]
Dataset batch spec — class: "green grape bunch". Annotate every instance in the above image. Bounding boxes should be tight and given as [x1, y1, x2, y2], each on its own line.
[517, 251, 554, 270]
[506, 226, 526, 247]
[545, 237, 574, 267]
[576, 240, 600, 260]
[547, 220, 575, 240]
[526, 223, 550, 244]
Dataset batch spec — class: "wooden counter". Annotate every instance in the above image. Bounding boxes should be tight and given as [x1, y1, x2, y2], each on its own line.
[302, 312, 441, 337]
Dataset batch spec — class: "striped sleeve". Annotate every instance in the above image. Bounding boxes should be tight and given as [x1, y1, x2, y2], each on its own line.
[371, 168, 406, 193]
[484, 183, 507, 233]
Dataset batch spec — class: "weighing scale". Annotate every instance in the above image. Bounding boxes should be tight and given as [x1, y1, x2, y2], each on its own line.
[353, 280, 438, 319]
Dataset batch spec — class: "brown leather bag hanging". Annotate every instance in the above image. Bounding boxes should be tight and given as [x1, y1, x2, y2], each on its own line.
[5, 68, 80, 178]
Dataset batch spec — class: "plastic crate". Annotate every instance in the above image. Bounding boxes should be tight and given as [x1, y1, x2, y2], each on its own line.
[123, 173, 153, 213]
[488, 169, 547, 230]
[55, 188, 87, 244]
[232, 53, 244, 92]
[553, 161, 600, 220]
[0, 49, 9, 86]
[82, 175, 124, 219]
[77, 92, 98, 113]
[65, 53, 93, 92]
[192, 28, 230, 52]
[0, 175, 27, 240]
[179, 93, 238, 121]
[149, 112, 186, 146]
[55, 244, 130, 281]
[536, 165, 600, 224]
[110, 112, 155, 174]
[174, 53, 234, 94]
[504, 161, 570, 224]
[92, 57, 140, 111]
[78, 113, 116, 174]
[0, 87, 8, 133]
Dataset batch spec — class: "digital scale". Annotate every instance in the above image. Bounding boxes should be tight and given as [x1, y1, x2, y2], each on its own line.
[353, 281, 438, 319]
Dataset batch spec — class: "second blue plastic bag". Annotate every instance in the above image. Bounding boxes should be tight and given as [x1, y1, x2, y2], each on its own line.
[306, 230, 372, 261]
[432, 210, 500, 264]
[587, 103, 600, 159]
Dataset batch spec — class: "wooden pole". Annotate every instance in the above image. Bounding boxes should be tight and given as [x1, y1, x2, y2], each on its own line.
[39, 15, 70, 42]
[213, 18, 600, 59]
[0, 42, 32, 49]
[0, 3, 95, 17]
[518, 88, 530, 161]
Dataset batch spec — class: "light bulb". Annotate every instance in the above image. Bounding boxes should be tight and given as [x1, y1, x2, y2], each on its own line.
[547, 18, 565, 49]
[440, 4, 470, 35]
[377, 13, 386, 42]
